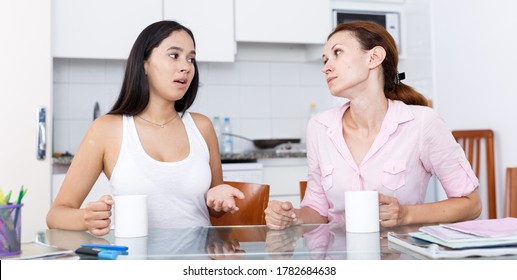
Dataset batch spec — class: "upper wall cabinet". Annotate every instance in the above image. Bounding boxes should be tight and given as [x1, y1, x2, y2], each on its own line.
[52, 0, 162, 60]
[163, 0, 235, 62]
[235, 0, 332, 44]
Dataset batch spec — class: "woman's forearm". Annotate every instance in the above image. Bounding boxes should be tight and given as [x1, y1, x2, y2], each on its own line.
[46, 205, 88, 231]
[403, 189, 481, 225]
[294, 206, 328, 225]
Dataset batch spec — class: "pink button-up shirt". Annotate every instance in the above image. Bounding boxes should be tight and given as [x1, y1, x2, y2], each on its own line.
[300, 99, 479, 224]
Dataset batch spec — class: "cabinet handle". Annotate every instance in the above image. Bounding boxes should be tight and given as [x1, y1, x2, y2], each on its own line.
[37, 106, 46, 160]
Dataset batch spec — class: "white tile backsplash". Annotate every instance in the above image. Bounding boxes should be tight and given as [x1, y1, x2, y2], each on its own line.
[204, 63, 240, 85]
[270, 62, 300, 86]
[53, 58, 69, 83]
[271, 86, 305, 118]
[52, 119, 70, 154]
[271, 118, 306, 139]
[105, 60, 126, 84]
[69, 119, 93, 153]
[68, 83, 105, 119]
[53, 58, 330, 154]
[300, 63, 327, 86]
[68, 59, 106, 83]
[53, 83, 69, 119]
[239, 86, 272, 119]
[103, 84, 121, 113]
[240, 119, 272, 139]
[239, 62, 270, 85]
[191, 84, 242, 118]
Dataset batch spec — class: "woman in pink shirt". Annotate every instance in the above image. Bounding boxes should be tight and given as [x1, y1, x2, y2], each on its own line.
[265, 21, 481, 230]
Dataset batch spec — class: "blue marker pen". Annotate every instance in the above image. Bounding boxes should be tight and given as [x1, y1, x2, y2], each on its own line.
[80, 243, 129, 251]
[75, 247, 120, 260]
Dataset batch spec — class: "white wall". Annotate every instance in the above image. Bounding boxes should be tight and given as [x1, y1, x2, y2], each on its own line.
[431, 0, 517, 218]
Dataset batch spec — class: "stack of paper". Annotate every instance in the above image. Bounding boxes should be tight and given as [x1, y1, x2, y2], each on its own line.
[387, 218, 517, 259]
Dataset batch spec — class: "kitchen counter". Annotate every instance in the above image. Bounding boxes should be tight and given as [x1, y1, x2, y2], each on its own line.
[220, 149, 306, 163]
[53, 149, 307, 172]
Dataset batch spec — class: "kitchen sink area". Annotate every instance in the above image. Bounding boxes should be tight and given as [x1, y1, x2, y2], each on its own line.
[220, 143, 306, 163]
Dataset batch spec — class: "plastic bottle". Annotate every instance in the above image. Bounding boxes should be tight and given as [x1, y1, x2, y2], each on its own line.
[222, 117, 234, 154]
[212, 116, 223, 153]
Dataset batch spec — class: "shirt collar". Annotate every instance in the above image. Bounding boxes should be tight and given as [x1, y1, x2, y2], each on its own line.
[314, 99, 415, 133]
[384, 99, 415, 135]
[314, 99, 416, 167]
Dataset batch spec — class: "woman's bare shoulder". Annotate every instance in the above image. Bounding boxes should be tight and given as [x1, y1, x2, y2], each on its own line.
[189, 112, 212, 131]
[88, 114, 123, 138]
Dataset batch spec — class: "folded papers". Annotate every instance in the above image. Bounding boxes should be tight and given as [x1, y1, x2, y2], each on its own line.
[387, 218, 517, 259]
[388, 232, 517, 259]
[418, 217, 517, 247]
[441, 217, 517, 238]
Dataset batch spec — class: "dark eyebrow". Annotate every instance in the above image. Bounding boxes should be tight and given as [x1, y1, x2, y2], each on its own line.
[167, 46, 196, 55]
[322, 44, 341, 60]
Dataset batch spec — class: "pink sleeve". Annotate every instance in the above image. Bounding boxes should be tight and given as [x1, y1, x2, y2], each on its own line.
[302, 225, 332, 253]
[420, 110, 479, 197]
[300, 118, 330, 217]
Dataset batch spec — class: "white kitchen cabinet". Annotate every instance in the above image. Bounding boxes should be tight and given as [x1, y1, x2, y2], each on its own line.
[259, 158, 308, 208]
[53, 0, 235, 62]
[164, 0, 235, 62]
[235, 0, 332, 44]
[222, 163, 263, 184]
[52, 0, 162, 59]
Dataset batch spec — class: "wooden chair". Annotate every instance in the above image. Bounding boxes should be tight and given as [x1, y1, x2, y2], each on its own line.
[210, 181, 270, 226]
[505, 167, 517, 218]
[451, 129, 496, 219]
[299, 180, 307, 201]
[210, 226, 268, 242]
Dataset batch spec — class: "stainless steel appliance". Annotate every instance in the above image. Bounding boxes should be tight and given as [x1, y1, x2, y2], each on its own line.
[333, 9, 402, 55]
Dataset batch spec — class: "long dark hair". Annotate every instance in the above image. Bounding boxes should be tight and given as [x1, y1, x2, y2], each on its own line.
[109, 20, 199, 116]
[329, 21, 428, 106]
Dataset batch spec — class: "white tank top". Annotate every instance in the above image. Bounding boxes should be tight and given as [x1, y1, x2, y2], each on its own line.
[110, 112, 211, 228]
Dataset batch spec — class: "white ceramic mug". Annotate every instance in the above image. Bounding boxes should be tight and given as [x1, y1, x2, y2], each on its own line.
[344, 190, 379, 233]
[346, 231, 381, 260]
[115, 236, 148, 259]
[113, 195, 148, 238]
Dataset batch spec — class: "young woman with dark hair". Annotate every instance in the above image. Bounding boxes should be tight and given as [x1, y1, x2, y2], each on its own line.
[47, 21, 243, 235]
[265, 21, 481, 230]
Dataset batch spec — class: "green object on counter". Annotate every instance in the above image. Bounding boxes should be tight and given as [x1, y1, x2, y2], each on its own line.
[0, 189, 5, 205]
[4, 190, 12, 204]
[0, 188, 17, 205]
[15, 185, 27, 204]
[13, 186, 27, 227]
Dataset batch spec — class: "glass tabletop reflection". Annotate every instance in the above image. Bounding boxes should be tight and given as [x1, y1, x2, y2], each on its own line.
[35, 223, 422, 260]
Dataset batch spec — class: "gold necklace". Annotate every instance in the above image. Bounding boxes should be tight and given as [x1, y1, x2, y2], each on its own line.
[137, 113, 178, 128]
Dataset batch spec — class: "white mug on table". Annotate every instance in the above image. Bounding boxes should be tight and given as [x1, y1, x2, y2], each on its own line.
[113, 194, 148, 238]
[344, 190, 379, 233]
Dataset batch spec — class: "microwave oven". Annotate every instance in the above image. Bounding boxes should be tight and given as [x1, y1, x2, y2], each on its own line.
[333, 10, 402, 55]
